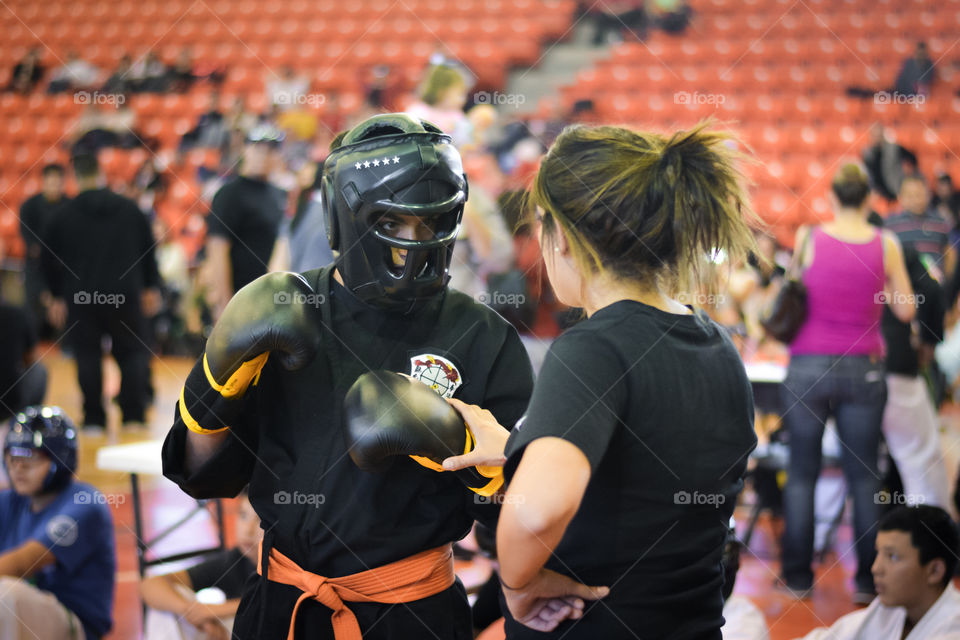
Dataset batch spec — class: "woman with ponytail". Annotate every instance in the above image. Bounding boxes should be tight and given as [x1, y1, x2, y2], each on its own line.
[443, 123, 759, 638]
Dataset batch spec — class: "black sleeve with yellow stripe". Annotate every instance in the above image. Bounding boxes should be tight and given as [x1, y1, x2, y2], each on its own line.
[161, 354, 266, 499]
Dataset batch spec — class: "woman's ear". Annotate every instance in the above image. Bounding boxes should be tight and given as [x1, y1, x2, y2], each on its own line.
[554, 225, 571, 258]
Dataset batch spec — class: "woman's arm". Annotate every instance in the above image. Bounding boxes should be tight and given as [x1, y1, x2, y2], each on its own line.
[496, 437, 591, 589]
[882, 230, 916, 323]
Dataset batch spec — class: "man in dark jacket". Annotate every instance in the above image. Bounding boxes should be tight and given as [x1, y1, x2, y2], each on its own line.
[42, 153, 161, 430]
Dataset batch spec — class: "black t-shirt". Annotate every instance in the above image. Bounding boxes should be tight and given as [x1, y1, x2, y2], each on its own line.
[503, 301, 756, 640]
[0, 304, 36, 412]
[162, 266, 534, 638]
[206, 176, 285, 292]
[186, 548, 256, 600]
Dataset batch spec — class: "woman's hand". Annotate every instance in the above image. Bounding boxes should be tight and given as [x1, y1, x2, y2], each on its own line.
[442, 398, 510, 470]
[503, 568, 609, 632]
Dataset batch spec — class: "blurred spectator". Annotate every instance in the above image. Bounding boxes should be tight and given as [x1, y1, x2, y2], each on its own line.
[9, 47, 44, 94]
[276, 106, 319, 168]
[873, 240, 951, 509]
[586, 1, 648, 45]
[269, 160, 333, 274]
[497, 191, 562, 372]
[167, 48, 196, 93]
[130, 157, 169, 215]
[101, 55, 133, 95]
[885, 176, 955, 282]
[46, 51, 100, 94]
[931, 173, 960, 234]
[862, 124, 919, 202]
[129, 51, 168, 93]
[41, 153, 161, 431]
[141, 489, 261, 640]
[363, 64, 402, 113]
[778, 164, 914, 603]
[69, 101, 148, 156]
[894, 41, 935, 97]
[19, 163, 70, 337]
[265, 66, 309, 110]
[448, 184, 513, 300]
[651, 0, 692, 34]
[178, 91, 228, 157]
[203, 125, 286, 319]
[748, 231, 785, 289]
[0, 297, 46, 422]
[148, 217, 190, 356]
[406, 64, 471, 145]
[216, 97, 258, 172]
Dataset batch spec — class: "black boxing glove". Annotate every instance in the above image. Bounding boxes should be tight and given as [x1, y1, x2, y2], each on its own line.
[177, 272, 322, 435]
[343, 370, 504, 496]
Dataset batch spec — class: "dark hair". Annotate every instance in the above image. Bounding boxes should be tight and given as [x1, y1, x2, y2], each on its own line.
[41, 163, 65, 178]
[831, 163, 870, 208]
[71, 153, 99, 179]
[878, 505, 959, 587]
[529, 121, 756, 291]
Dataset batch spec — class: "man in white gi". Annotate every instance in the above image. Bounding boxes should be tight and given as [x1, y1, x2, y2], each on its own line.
[796, 505, 959, 640]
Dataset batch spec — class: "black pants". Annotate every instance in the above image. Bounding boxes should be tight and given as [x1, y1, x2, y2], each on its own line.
[69, 299, 150, 425]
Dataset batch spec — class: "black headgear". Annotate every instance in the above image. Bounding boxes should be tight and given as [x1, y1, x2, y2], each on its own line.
[321, 114, 467, 309]
[4, 406, 78, 492]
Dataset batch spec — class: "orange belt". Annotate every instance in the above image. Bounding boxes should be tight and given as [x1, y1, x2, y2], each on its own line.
[257, 542, 456, 640]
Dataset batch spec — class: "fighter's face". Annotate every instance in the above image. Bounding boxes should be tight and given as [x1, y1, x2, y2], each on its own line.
[872, 531, 931, 609]
[4, 451, 50, 497]
[375, 213, 439, 275]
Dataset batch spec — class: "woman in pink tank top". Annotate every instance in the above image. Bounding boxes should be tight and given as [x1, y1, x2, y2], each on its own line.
[778, 164, 914, 603]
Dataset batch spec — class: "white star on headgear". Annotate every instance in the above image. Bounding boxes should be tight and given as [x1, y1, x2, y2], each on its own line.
[383, 157, 390, 165]
[372, 159, 380, 167]
[392, 156, 400, 164]
[363, 161, 371, 168]
[355, 162, 361, 170]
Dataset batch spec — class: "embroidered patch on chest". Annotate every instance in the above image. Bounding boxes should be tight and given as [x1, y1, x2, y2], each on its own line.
[409, 354, 462, 398]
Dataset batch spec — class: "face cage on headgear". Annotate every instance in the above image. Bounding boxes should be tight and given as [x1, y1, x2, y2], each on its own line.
[3, 407, 78, 493]
[322, 120, 467, 309]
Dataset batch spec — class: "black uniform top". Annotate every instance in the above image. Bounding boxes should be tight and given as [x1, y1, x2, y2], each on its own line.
[206, 176, 285, 293]
[503, 301, 756, 640]
[186, 548, 256, 600]
[163, 266, 533, 637]
[40, 188, 160, 300]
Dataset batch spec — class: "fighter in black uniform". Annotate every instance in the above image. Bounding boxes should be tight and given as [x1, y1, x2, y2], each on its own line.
[162, 114, 535, 640]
